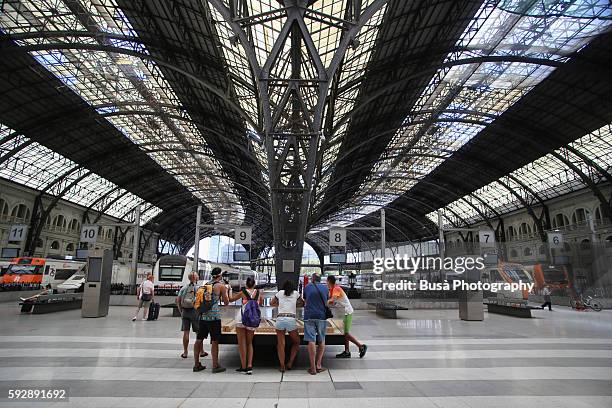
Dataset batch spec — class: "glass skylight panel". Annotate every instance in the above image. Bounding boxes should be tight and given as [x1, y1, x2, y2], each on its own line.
[0, 132, 161, 224]
[325, 0, 611, 227]
[428, 123, 612, 229]
[0, 0, 245, 226]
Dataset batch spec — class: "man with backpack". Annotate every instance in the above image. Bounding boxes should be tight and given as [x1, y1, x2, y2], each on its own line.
[193, 267, 229, 373]
[176, 272, 207, 359]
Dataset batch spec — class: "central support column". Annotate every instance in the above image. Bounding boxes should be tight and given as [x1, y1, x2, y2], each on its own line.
[209, 0, 388, 286]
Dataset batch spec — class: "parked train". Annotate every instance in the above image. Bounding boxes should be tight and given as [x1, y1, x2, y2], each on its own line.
[152, 254, 265, 296]
[481, 261, 535, 300]
[0, 257, 86, 291]
[524, 263, 570, 291]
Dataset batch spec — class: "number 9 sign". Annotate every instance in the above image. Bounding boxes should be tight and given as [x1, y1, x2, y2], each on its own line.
[235, 227, 252, 245]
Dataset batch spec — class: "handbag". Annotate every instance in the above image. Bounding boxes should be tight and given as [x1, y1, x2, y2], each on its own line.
[140, 282, 152, 301]
[313, 283, 333, 319]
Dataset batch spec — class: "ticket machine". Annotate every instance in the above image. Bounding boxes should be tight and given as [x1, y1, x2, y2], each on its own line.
[81, 249, 113, 318]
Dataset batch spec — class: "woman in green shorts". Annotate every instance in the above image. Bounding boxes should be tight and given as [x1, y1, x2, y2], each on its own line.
[326, 275, 367, 358]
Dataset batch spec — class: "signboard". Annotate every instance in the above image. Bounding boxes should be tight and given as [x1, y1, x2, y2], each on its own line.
[330, 253, 347, 263]
[8, 225, 28, 242]
[233, 251, 250, 262]
[547, 232, 563, 249]
[329, 228, 346, 247]
[478, 230, 495, 248]
[1, 247, 20, 258]
[234, 226, 252, 245]
[282, 259, 294, 273]
[80, 225, 98, 243]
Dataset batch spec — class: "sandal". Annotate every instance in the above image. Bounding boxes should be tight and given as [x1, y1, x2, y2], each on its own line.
[316, 367, 327, 373]
[308, 368, 317, 375]
[279, 367, 285, 373]
[180, 353, 188, 359]
[200, 351, 209, 357]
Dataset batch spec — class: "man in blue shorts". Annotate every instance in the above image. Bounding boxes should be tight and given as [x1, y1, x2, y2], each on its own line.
[303, 273, 329, 375]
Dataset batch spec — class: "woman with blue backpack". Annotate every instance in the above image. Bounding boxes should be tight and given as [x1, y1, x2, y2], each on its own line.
[229, 277, 262, 375]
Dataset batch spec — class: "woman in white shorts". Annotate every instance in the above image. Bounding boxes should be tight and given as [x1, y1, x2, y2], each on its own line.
[229, 277, 262, 374]
[270, 280, 304, 372]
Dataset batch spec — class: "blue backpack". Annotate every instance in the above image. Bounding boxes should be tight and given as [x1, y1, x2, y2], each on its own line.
[241, 289, 261, 328]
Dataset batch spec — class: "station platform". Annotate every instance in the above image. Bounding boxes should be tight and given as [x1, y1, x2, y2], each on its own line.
[0, 303, 611, 408]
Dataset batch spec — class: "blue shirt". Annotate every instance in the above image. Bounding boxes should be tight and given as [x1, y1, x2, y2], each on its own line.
[303, 282, 329, 320]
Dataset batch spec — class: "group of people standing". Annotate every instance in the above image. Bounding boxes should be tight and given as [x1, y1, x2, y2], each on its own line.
[173, 269, 367, 375]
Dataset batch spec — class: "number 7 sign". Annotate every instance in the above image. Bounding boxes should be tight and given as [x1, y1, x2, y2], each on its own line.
[478, 230, 495, 248]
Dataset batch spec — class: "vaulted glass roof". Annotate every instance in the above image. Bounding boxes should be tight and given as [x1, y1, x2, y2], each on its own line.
[427, 123, 612, 229]
[312, 0, 611, 230]
[0, 0, 244, 226]
[0, 124, 161, 225]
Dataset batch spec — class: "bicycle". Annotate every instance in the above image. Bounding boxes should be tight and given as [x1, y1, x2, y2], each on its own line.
[569, 294, 603, 312]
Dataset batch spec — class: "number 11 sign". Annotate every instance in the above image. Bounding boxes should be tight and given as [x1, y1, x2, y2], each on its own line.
[8, 225, 28, 242]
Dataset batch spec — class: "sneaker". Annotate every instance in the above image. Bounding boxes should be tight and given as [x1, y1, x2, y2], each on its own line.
[141, 318, 147, 321]
[193, 364, 206, 372]
[131, 317, 137, 321]
[212, 366, 226, 374]
[335, 351, 351, 358]
[235, 367, 247, 373]
[245, 367, 252, 375]
[359, 344, 368, 359]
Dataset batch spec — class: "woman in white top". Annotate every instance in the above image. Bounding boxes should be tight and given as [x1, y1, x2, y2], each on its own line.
[270, 280, 304, 372]
[132, 275, 155, 321]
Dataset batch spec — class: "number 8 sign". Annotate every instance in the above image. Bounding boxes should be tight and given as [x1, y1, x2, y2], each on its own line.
[329, 229, 346, 247]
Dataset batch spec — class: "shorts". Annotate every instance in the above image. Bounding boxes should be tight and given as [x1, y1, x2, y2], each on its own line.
[138, 299, 151, 309]
[197, 319, 222, 342]
[235, 308, 257, 331]
[304, 319, 327, 343]
[343, 314, 353, 334]
[275, 316, 297, 332]
[181, 308, 198, 332]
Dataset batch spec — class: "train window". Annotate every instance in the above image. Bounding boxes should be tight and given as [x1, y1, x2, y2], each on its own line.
[489, 270, 503, 282]
[7, 265, 42, 275]
[159, 266, 184, 281]
[503, 267, 530, 282]
[54, 269, 78, 280]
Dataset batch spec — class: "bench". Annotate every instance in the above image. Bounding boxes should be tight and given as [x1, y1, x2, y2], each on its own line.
[19, 294, 83, 314]
[161, 303, 181, 317]
[485, 300, 533, 318]
[374, 302, 408, 319]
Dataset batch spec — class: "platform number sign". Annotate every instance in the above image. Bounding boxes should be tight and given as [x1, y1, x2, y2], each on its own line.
[478, 230, 495, 248]
[329, 229, 346, 247]
[235, 227, 252, 245]
[80, 225, 98, 243]
[8, 225, 28, 242]
[548, 232, 564, 249]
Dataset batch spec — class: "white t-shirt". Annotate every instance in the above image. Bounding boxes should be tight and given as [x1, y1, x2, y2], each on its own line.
[275, 290, 299, 315]
[140, 280, 154, 298]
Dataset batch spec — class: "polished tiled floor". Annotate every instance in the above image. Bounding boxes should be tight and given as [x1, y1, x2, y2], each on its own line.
[0, 303, 611, 407]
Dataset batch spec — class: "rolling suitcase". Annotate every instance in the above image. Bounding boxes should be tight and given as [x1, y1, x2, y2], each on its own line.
[147, 302, 160, 321]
